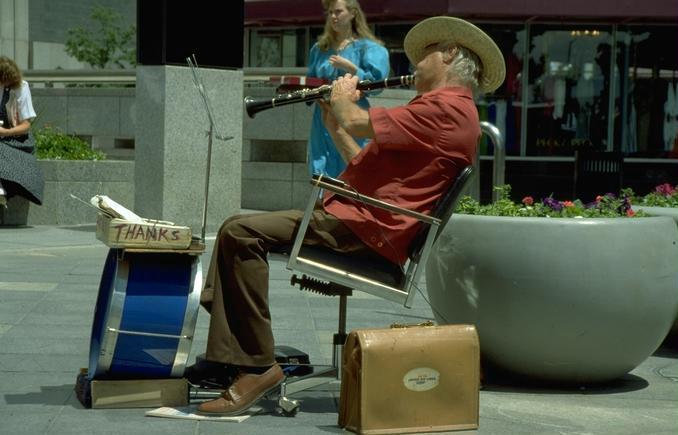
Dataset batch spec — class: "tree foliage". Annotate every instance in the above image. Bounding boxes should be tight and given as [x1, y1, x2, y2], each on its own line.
[65, 5, 136, 69]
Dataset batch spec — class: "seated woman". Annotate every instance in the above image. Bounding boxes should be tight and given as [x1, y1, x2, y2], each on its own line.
[0, 56, 44, 208]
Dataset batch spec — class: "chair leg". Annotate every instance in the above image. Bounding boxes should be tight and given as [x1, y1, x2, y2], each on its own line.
[333, 293, 348, 372]
[276, 292, 350, 416]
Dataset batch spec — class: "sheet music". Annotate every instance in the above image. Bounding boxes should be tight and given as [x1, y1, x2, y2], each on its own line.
[89, 195, 145, 223]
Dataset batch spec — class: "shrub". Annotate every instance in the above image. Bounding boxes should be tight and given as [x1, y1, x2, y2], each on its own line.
[35, 126, 106, 160]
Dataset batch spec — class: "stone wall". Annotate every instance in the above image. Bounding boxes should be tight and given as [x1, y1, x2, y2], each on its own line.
[0, 160, 135, 226]
[32, 87, 136, 160]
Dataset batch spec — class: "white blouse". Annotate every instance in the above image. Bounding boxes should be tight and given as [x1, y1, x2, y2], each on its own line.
[5, 80, 36, 126]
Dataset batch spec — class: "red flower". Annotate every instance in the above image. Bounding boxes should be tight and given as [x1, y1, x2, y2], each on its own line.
[563, 201, 575, 208]
[626, 209, 635, 217]
[522, 196, 534, 206]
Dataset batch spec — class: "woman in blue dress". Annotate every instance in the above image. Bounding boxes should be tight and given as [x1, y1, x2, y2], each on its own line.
[306, 0, 390, 177]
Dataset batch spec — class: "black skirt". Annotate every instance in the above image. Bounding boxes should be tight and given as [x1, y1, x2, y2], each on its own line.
[0, 133, 44, 205]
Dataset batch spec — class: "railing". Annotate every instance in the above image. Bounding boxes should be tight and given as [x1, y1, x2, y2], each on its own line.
[24, 67, 310, 86]
[480, 121, 506, 202]
[24, 69, 136, 86]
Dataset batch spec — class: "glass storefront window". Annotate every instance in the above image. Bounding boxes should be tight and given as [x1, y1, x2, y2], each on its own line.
[374, 24, 414, 76]
[525, 25, 614, 156]
[248, 28, 310, 67]
[246, 22, 678, 164]
[477, 24, 524, 156]
[617, 26, 678, 157]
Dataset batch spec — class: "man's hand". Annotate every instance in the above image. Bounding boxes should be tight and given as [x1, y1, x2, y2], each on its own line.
[330, 73, 361, 105]
[319, 90, 362, 164]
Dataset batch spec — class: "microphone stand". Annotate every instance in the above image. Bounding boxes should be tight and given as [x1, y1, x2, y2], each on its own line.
[187, 55, 233, 242]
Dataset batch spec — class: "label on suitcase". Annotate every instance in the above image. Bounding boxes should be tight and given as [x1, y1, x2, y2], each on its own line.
[338, 324, 480, 434]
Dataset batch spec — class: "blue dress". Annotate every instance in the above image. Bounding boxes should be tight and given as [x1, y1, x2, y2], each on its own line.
[306, 38, 390, 177]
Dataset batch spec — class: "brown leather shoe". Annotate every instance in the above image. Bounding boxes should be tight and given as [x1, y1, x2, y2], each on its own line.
[197, 364, 285, 415]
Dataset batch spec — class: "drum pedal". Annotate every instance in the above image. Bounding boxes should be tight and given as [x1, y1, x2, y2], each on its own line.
[275, 345, 313, 377]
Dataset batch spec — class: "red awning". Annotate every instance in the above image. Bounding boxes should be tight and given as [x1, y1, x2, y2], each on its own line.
[244, 0, 678, 26]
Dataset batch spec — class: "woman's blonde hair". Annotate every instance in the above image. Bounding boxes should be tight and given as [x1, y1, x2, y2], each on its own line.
[0, 56, 22, 89]
[317, 0, 382, 51]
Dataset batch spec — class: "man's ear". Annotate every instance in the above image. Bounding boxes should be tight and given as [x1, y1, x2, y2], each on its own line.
[442, 47, 458, 64]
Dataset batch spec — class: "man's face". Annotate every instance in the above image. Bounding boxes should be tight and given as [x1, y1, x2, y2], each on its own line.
[413, 43, 447, 94]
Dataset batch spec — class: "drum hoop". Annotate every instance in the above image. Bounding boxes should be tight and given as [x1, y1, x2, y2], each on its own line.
[170, 257, 203, 377]
[96, 254, 129, 376]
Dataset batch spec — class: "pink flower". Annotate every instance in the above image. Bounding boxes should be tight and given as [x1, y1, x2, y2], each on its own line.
[563, 201, 575, 208]
[595, 195, 604, 202]
[655, 183, 676, 196]
[522, 196, 534, 206]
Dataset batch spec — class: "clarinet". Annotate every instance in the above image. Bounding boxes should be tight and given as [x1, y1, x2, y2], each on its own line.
[244, 74, 415, 118]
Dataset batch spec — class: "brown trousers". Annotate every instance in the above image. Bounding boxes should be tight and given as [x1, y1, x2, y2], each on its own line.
[201, 209, 373, 367]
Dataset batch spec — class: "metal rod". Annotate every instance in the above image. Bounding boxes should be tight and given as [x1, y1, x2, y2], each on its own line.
[106, 327, 192, 340]
[202, 123, 213, 241]
[187, 55, 233, 241]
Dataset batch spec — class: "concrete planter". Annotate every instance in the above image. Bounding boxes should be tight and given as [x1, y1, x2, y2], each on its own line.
[26, 160, 135, 226]
[633, 205, 678, 337]
[425, 214, 678, 383]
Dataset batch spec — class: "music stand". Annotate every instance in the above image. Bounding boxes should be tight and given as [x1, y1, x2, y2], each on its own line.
[186, 55, 234, 241]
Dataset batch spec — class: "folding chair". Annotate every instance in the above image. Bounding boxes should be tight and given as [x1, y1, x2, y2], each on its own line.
[275, 164, 475, 415]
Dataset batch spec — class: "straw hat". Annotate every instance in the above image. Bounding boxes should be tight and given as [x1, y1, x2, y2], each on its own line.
[403, 16, 506, 93]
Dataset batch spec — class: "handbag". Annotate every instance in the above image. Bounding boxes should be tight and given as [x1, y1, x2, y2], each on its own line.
[338, 323, 480, 434]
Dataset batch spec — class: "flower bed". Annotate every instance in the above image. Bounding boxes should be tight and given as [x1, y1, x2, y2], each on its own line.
[457, 185, 641, 218]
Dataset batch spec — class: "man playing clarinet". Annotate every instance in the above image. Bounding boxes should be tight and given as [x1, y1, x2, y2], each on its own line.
[190, 15, 506, 416]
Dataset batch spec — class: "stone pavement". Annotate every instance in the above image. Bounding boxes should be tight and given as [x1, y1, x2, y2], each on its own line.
[0, 223, 676, 435]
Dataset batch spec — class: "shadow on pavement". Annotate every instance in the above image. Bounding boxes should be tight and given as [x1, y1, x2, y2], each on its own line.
[3, 384, 83, 408]
[481, 358, 650, 395]
[61, 224, 97, 233]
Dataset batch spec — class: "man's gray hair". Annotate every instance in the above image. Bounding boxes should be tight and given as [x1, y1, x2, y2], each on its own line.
[439, 40, 482, 90]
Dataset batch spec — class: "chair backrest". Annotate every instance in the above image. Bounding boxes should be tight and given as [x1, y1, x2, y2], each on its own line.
[573, 150, 623, 202]
[408, 165, 475, 258]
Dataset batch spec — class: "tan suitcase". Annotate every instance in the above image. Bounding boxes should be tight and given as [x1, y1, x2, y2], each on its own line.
[338, 324, 480, 434]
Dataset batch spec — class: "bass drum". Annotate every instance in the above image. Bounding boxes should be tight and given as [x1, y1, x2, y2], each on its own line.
[88, 249, 202, 379]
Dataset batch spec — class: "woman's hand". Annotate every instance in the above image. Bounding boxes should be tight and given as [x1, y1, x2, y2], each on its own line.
[0, 119, 31, 137]
[329, 55, 357, 75]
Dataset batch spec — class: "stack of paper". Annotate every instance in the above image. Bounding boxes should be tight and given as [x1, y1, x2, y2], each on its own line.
[145, 406, 260, 422]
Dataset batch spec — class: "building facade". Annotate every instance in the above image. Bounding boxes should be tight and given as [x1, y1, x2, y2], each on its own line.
[244, 0, 678, 200]
[2, 0, 676, 203]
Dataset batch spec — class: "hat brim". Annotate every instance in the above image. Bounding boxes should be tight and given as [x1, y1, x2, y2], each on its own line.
[404, 16, 506, 93]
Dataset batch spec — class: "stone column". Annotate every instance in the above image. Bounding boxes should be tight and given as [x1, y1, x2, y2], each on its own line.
[135, 65, 242, 235]
[0, 0, 29, 68]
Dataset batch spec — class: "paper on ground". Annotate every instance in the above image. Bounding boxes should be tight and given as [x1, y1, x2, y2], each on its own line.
[145, 405, 261, 422]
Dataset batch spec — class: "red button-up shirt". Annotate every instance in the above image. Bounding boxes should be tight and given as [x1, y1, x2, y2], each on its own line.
[322, 86, 479, 265]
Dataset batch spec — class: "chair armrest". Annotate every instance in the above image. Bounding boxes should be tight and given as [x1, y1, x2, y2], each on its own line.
[310, 175, 439, 225]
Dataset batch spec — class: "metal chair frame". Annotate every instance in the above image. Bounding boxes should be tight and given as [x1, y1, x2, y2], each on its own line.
[275, 166, 476, 415]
